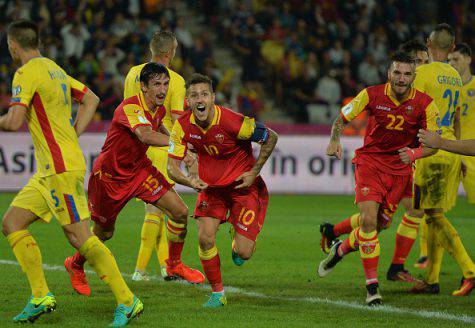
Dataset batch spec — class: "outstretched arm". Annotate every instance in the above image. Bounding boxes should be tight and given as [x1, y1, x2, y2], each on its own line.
[134, 126, 169, 147]
[418, 129, 475, 156]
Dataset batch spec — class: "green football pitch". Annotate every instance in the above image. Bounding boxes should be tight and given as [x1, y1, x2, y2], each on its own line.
[0, 193, 474, 327]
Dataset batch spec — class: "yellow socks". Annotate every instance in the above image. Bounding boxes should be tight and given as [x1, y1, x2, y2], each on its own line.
[7, 230, 49, 298]
[135, 214, 161, 272]
[80, 236, 134, 306]
[430, 215, 475, 280]
[156, 219, 169, 267]
[426, 221, 444, 284]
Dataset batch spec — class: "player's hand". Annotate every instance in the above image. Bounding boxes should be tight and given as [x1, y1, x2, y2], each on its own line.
[234, 171, 257, 189]
[183, 153, 196, 167]
[417, 129, 442, 149]
[190, 177, 208, 191]
[326, 141, 342, 159]
[398, 147, 412, 164]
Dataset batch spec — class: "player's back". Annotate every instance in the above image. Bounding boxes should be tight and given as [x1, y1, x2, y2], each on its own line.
[124, 63, 185, 132]
[95, 95, 165, 180]
[460, 76, 475, 139]
[414, 62, 463, 139]
[11, 57, 86, 176]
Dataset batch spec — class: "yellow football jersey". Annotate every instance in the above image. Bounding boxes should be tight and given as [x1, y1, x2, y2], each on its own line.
[414, 61, 463, 139]
[124, 63, 185, 132]
[9, 57, 87, 177]
[460, 76, 475, 139]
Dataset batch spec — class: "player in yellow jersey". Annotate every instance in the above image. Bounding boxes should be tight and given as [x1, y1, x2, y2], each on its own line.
[0, 20, 142, 326]
[403, 24, 475, 296]
[449, 43, 475, 203]
[124, 31, 187, 281]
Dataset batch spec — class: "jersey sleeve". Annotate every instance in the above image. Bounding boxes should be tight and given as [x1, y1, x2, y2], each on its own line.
[170, 75, 186, 116]
[68, 75, 88, 102]
[423, 100, 441, 132]
[340, 89, 370, 122]
[237, 116, 256, 140]
[168, 120, 187, 159]
[118, 104, 152, 131]
[9, 68, 37, 108]
[123, 68, 138, 99]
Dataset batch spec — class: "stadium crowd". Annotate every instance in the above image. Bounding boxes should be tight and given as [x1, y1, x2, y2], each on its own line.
[1, 0, 474, 123]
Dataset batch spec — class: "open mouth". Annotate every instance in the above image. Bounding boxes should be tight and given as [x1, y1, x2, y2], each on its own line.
[197, 104, 206, 112]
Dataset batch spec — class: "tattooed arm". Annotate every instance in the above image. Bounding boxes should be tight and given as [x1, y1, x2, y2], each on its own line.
[326, 115, 346, 159]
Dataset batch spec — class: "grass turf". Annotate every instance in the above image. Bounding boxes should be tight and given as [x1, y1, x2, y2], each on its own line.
[0, 193, 474, 327]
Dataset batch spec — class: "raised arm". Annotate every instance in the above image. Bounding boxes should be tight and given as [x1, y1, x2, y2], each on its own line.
[74, 89, 99, 136]
[134, 126, 169, 147]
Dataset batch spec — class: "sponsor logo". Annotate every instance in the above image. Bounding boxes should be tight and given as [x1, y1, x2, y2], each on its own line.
[190, 134, 202, 139]
[12, 85, 21, 96]
[376, 105, 391, 111]
[151, 185, 163, 195]
[342, 102, 354, 116]
[237, 223, 248, 231]
[215, 133, 224, 144]
[361, 187, 370, 196]
[138, 116, 150, 124]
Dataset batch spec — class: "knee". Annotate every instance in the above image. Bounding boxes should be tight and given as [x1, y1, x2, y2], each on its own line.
[98, 230, 114, 242]
[360, 212, 377, 231]
[235, 247, 253, 260]
[198, 234, 215, 251]
[407, 208, 424, 218]
[171, 205, 188, 224]
[2, 215, 21, 236]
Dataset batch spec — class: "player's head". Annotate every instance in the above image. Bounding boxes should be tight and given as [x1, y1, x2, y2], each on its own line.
[186, 73, 215, 122]
[7, 19, 40, 65]
[448, 43, 472, 76]
[399, 39, 429, 68]
[427, 23, 455, 54]
[387, 51, 416, 98]
[140, 62, 170, 107]
[150, 30, 178, 66]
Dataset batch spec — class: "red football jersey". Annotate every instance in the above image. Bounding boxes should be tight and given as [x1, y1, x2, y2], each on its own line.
[341, 83, 440, 175]
[93, 93, 166, 180]
[168, 105, 258, 187]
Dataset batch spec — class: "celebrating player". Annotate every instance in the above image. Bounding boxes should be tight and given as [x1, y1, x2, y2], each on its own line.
[167, 74, 278, 307]
[391, 25, 475, 296]
[319, 40, 433, 281]
[124, 31, 187, 281]
[318, 51, 439, 306]
[0, 20, 142, 326]
[64, 63, 204, 297]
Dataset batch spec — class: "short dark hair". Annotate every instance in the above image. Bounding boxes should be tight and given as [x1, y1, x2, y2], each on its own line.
[400, 39, 428, 56]
[140, 62, 169, 84]
[7, 19, 40, 49]
[390, 51, 415, 65]
[454, 42, 472, 57]
[186, 73, 213, 91]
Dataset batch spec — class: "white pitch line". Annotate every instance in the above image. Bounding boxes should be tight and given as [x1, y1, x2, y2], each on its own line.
[1, 259, 474, 324]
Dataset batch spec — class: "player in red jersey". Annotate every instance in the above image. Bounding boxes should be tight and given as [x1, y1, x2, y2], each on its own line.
[317, 52, 440, 306]
[167, 74, 278, 308]
[64, 63, 204, 296]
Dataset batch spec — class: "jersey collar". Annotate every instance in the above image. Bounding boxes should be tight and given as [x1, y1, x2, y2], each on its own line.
[138, 90, 159, 114]
[190, 105, 221, 133]
[384, 83, 416, 106]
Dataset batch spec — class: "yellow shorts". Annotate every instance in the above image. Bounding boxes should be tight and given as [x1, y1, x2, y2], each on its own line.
[147, 146, 174, 184]
[461, 156, 475, 203]
[11, 171, 89, 226]
[414, 150, 461, 211]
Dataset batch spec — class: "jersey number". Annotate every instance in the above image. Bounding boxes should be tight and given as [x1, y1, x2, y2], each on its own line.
[204, 145, 219, 156]
[386, 114, 404, 131]
[50, 190, 60, 208]
[461, 103, 468, 116]
[142, 175, 160, 193]
[238, 208, 256, 226]
[60, 83, 69, 105]
[441, 89, 459, 126]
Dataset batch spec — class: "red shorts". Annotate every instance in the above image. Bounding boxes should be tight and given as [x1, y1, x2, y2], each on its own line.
[354, 164, 412, 229]
[88, 165, 172, 228]
[194, 176, 269, 242]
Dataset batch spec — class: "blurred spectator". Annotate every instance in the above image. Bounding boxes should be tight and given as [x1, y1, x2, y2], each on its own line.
[60, 21, 90, 60]
[315, 69, 341, 107]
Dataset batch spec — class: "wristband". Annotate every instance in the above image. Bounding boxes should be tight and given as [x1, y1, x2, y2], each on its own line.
[405, 147, 424, 162]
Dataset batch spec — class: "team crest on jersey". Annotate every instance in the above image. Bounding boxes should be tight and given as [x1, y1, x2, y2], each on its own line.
[361, 187, 370, 196]
[215, 133, 224, 144]
[198, 201, 209, 211]
[12, 85, 21, 96]
[405, 106, 414, 115]
[361, 242, 376, 254]
[468, 89, 475, 97]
